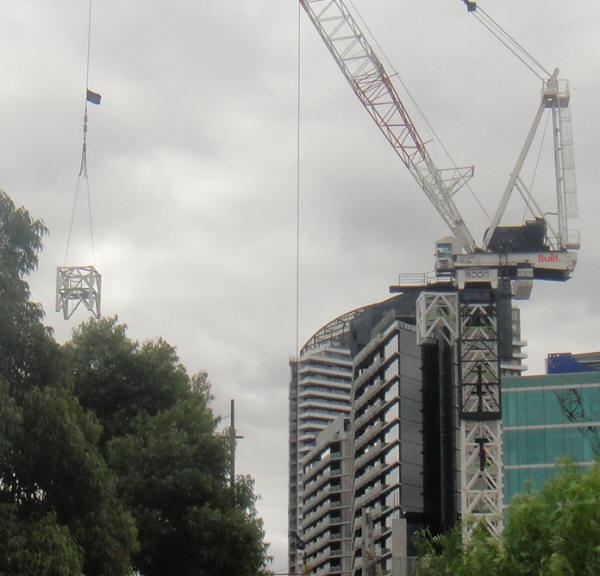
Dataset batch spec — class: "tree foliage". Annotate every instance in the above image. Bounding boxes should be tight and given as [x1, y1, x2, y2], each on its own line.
[67, 316, 190, 441]
[69, 317, 269, 575]
[504, 461, 600, 575]
[414, 461, 600, 576]
[0, 190, 59, 395]
[0, 504, 84, 576]
[0, 192, 136, 575]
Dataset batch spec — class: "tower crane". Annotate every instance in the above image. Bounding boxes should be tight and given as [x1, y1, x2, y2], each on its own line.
[298, 0, 579, 548]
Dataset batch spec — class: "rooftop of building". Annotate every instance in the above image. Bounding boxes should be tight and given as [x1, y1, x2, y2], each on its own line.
[299, 284, 452, 357]
[503, 369, 600, 389]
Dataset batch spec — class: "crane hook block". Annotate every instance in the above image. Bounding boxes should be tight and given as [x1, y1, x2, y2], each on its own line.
[465, 1, 477, 12]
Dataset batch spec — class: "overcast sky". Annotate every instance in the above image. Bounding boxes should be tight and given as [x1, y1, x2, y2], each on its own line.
[2, 0, 600, 571]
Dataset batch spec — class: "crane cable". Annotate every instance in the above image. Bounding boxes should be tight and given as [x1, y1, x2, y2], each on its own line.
[466, 2, 555, 226]
[295, 3, 302, 362]
[521, 109, 552, 224]
[64, 0, 97, 266]
[468, 3, 551, 81]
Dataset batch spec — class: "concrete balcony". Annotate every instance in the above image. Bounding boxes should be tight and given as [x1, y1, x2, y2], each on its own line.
[354, 485, 383, 510]
[354, 357, 383, 394]
[303, 484, 333, 511]
[302, 500, 331, 526]
[354, 419, 384, 452]
[304, 467, 332, 494]
[354, 399, 383, 429]
[354, 461, 383, 491]
[302, 516, 330, 542]
[354, 440, 382, 470]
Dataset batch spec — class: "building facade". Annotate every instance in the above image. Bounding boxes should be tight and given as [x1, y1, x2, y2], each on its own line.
[301, 417, 353, 575]
[289, 290, 436, 576]
[289, 287, 528, 575]
[349, 313, 423, 576]
[503, 359, 600, 503]
[289, 312, 357, 573]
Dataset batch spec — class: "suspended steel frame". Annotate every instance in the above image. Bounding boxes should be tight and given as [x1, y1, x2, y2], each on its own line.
[56, 265, 101, 320]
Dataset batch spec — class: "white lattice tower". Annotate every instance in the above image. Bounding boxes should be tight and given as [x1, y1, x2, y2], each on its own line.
[417, 287, 504, 538]
[56, 265, 101, 320]
[458, 288, 503, 538]
[416, 291, 459, 346]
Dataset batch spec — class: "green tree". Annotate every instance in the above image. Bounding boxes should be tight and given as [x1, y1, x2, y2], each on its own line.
[414, 461, 600, 576]
[68, 317, 270, 575]
[67, 316, 190, 441]
[0, 191, 137, 576]
[0, 190, 60, 396]
[413, 527, 463, 576]
[13, 385, 138, 575]
[108, 396, 268, 576]
[504, 461, 600, 575]
[0, 503, 84, 576]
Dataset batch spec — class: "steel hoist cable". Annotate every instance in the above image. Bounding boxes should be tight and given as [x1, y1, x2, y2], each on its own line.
[295, 3, 302, 362]
[64, 0, 99, 266]
[468, 3, 551, 80]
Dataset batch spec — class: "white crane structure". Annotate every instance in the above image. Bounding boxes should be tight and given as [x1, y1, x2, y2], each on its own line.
[298, 0, 579, 544]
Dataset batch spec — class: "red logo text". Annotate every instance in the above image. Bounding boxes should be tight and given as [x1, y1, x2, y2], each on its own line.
[538, 253, 560, 263]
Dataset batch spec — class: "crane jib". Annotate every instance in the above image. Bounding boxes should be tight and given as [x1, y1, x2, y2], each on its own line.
[299, 0, 477, 254]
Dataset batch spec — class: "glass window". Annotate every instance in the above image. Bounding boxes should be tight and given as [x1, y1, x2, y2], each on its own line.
[385, 445, 400, 465]
[385, 489, 399, 509]
[385, 465, 400, 487]
[385, 423, 399, 444]
[384, 364, 398, 384]
[385, 381, 399, 402]
[385, 336, 399, 358]
[385, 402, 399, 423]
[505, 426, 592, 467]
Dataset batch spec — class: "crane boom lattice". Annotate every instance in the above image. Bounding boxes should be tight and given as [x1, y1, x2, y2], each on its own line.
[300, 0, 476, 254]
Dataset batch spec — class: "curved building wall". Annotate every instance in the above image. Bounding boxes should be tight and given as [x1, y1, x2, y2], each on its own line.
[289, 312, 357, 574]
[289, 291, 426, 575]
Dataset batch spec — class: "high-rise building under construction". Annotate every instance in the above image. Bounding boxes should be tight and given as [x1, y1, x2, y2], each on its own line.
[288, 283, 532, 575]
[288, 287, 474, 575]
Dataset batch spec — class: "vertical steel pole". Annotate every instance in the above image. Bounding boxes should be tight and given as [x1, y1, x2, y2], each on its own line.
[231, 398, 236, 486]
